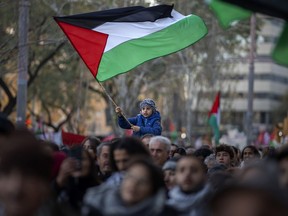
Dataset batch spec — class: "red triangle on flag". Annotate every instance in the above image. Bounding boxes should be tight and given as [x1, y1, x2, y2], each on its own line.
[56, 21, 108, 77]
[209, 92, 220, 117]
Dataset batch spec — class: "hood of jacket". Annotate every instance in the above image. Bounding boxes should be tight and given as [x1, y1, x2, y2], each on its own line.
[140, 110, 161, 121]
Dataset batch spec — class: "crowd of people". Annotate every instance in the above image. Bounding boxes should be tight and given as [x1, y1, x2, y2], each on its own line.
[1, 111, 288, 216]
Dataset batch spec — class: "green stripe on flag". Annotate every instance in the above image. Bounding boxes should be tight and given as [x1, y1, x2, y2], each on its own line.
[272, 23, 288, 67]
[208, 0, 252, 29]
[208, 114, 220, 145]
[96, 15, 207, 81]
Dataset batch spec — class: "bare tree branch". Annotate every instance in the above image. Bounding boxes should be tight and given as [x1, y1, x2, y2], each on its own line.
[28, 42, 65, 87]
[0, 77, 16, 114]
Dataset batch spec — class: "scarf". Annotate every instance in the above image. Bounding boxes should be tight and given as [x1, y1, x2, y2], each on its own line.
[84, 185, 167, 216]
[167, 185, 211, 215]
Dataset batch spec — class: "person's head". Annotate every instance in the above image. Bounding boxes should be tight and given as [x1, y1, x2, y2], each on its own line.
[0, 129, 53, 216]
[70, 146, 98, 179]
[204, 154, 218, 169]
[139, 98, 156, 118]
[82, 136, 101, 160]
[175, 156, 207, 193]
[149, 136, 171, 167]
[207, 164, 228, 176]
[241, 145, 260, 162]
[215, 144, 234, 167]
[231, 146, 241, 167]
[262, 146, 276, 159]
[208, 172, 233, 192]
[173, 147, 186, 159]
[193, 147, 213, 162]
[162, 159, 177, 190]
[169, 143, 178, 158]
[110, 137, 151, 172]
[97, 142, 112, 174]
[237, 160, 279, 188]
[210, 184, 288, 216]
[140, 134, 154, 148]
[120, 157, 165, 206]
[186, 147, 196, 155]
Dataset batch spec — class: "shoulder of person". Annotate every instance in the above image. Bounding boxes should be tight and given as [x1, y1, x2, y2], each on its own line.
[84, 184, 114, 207]
[151, 113, 161, 122]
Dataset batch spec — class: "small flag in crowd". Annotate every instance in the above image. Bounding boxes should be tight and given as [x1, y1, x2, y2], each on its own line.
[206, 0, 251, 29]
[54, 5, 207, 81]
[61, 130, 86, 146]
[208, 92, 221, 145]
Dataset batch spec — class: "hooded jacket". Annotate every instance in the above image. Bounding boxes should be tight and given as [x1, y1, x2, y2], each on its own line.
[118, 111, 162, 137]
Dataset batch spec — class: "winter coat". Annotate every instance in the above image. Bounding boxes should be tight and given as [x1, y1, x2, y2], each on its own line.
[118, 111, 162, 137]
[82, 184, 179, 216]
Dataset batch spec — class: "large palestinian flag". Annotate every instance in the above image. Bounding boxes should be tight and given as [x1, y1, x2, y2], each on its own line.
[54, 5, 207, 81]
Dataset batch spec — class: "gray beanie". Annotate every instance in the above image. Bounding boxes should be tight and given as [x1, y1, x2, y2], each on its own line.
[139, 98, 156, 112]
[162, 160, 177, 171]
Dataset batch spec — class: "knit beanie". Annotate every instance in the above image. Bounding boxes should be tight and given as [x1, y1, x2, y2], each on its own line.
[139, 98, 156, 112]
[162, 160, 177, 171]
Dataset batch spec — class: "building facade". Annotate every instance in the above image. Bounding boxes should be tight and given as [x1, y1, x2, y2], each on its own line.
[221, 16, 288, 129]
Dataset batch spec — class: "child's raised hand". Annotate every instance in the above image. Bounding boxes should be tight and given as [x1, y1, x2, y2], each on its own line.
[131, 125, 140, 132]
[115, 107, 122, 116]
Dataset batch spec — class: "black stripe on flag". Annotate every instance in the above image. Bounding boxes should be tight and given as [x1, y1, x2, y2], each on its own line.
[54, 4, 173, 30]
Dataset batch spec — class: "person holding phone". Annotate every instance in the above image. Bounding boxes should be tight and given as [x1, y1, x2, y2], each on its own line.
[52, 145, 100, 213]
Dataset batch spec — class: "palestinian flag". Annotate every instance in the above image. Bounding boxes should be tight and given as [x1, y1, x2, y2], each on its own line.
[208, 92, 220, 145]
[54, 5, 207, 81]
[207, 0, 251, 29]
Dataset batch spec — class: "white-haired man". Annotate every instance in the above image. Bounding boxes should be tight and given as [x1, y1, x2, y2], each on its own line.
[149, 136, 171, 167]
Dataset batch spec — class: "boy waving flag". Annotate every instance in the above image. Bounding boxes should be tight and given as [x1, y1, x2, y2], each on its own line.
[54, 5, 207, 81]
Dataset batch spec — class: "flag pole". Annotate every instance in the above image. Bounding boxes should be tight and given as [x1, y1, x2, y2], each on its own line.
[96, 79, 133, 127]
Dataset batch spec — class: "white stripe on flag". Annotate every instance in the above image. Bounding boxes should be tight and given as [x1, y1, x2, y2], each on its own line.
[92, 10, 185, 52]
[216, 108, 221, 126]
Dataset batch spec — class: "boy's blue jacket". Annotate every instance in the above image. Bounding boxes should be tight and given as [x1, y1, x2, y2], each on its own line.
[118, 111, 162, 137]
